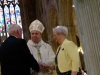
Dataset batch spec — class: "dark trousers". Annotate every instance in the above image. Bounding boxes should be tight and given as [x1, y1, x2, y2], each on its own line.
[57, 71, 71, 75]
[57, 71, 82, 75]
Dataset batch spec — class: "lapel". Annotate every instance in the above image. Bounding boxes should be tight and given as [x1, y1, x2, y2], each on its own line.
[60, 39, 67, 51]
[56, 46, 61, 54]
[56, 39, 67, 54]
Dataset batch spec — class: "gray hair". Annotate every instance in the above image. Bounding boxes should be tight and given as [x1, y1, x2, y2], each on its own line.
[53, 26, 68, 36]
[8, 24, 20, 35]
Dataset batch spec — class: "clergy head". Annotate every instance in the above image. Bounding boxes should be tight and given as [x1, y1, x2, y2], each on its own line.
[29, 19, 45, 43]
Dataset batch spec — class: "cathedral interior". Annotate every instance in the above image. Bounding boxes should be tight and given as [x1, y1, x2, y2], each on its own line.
[0, 0, 100, 75]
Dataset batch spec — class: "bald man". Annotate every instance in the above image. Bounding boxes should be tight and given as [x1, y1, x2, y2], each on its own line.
[0, 24, 40, 75]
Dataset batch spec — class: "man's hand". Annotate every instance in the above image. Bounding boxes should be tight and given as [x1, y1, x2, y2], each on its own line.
[38, 62, 49, 72]
[38, 61, 44, 70]
[38, 62, 55, 73]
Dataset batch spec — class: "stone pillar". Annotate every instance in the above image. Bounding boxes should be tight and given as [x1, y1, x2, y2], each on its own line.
[35, 0, 58, 52]
[74, 0, 100, 75]
[35, 0, 48, 43]
[57, 0, 77, 44]
[19, 0, 36, 41]
[47, 6, 58, 52]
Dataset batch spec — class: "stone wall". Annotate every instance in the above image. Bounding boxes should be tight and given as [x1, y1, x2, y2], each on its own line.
[74, 0, 100, 75]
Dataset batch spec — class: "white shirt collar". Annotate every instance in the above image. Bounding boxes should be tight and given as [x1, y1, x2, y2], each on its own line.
[27, 39, 45, 47]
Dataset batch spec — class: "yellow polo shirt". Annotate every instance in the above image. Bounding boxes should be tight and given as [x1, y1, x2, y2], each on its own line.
[56, 39, 80, 72]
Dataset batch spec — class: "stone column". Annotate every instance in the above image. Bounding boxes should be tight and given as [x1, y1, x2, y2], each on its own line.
[35, 0, 58, 52]
[57, 0, 77, 44]
[47, 6, 58, 52]
[74, 0, 100, 75]
[19, 0, 36, 41]
[35, 0, 49, 43]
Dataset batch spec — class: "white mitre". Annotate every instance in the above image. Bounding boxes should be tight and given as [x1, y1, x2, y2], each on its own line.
[29, 19, 45, 33]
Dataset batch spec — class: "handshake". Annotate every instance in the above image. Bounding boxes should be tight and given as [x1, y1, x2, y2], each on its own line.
[38, 61, 55, 73]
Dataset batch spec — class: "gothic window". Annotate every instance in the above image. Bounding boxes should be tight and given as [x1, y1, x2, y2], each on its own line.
[0, 0, 22, 43]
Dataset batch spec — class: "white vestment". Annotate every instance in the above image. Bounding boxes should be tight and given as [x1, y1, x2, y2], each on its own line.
[27, 40, 56, 75]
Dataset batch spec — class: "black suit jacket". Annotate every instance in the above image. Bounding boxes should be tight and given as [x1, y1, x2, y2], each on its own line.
[0, 36, 39, 75]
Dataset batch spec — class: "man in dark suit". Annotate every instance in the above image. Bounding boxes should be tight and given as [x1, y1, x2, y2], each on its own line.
[0, 24, 40, 75]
